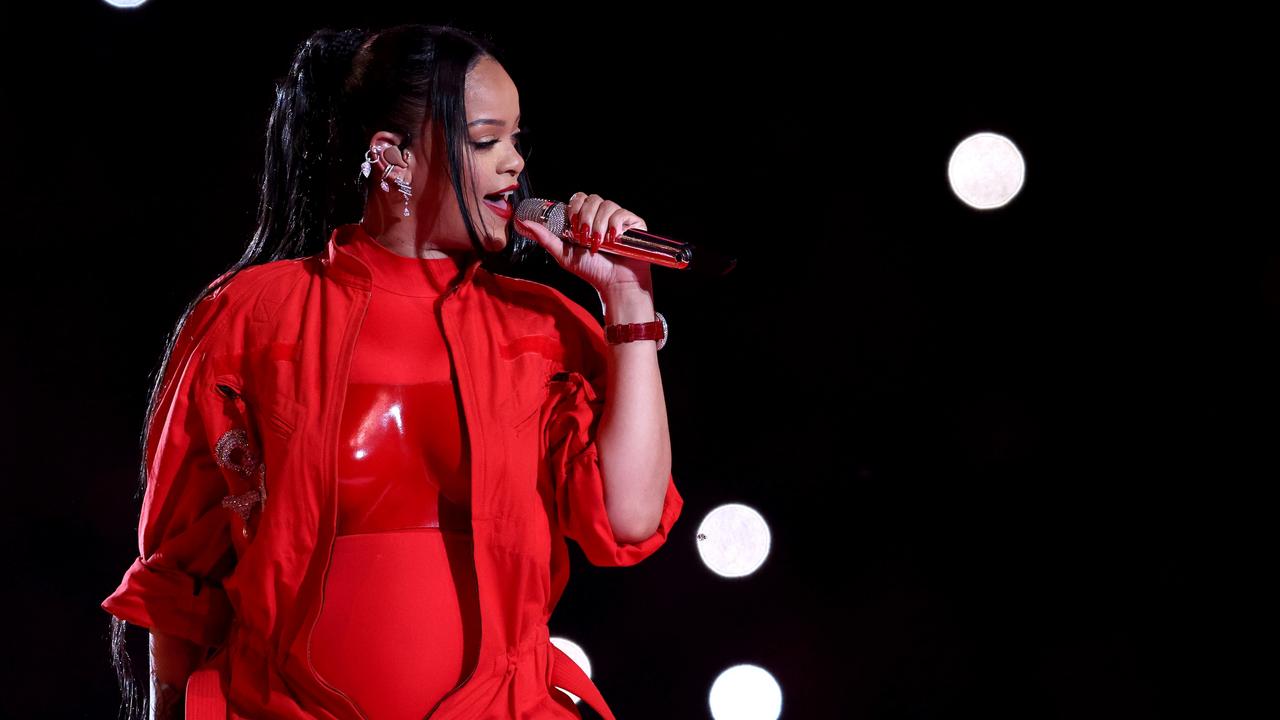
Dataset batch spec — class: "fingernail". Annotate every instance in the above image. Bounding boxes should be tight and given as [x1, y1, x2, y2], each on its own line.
[605, 228, 615, 245]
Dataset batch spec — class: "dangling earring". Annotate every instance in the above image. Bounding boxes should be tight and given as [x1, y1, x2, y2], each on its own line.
[359, 144, 385, 183]
[394, 174, 412, 217]
[396, 148, 412, 215]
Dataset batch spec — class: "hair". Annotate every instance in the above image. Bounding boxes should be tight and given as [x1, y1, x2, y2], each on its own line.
[108, 23, 538, 720]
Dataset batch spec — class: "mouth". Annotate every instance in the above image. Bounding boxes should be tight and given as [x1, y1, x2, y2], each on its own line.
[482, 187, 516, 220]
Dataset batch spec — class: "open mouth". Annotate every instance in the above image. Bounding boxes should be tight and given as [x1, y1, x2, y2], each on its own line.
[482, 191, 514, 219]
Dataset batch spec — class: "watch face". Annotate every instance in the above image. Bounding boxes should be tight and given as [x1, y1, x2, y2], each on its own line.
[656, 312, 668, 350]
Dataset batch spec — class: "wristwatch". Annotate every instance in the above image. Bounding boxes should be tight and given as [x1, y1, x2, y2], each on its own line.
[605, 311, 667, 350]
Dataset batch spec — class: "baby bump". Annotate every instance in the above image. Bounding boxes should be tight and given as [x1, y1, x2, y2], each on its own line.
[311, 528, 481, 719]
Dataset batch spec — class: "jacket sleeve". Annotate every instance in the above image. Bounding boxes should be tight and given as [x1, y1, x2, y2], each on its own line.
[100, 290, 246, 648]
[543, 294, 684, 568]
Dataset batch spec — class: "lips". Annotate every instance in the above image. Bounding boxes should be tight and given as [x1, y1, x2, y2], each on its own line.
[482, 183, 519, 221]
[482, 196, 514, 220]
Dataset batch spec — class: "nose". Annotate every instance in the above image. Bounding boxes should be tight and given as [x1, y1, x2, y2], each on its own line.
[499, 143, 525, 177]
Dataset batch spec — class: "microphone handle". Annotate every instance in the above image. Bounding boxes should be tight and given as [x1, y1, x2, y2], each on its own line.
[562, 225, 692, 270]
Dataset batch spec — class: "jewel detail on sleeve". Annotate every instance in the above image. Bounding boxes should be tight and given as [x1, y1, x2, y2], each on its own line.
[215, 428, 268, 538]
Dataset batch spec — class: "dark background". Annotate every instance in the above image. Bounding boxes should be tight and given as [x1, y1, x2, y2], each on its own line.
[1, 2, 1270, 718]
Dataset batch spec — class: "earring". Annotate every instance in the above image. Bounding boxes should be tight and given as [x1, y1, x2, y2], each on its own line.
[359, 143, 411, 217]
[394, 174, 412, 217]
[398, 149, 412, 217]
[360, 144, 385, 182]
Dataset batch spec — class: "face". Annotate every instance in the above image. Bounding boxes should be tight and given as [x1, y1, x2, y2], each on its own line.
[399, 54, 526, 255]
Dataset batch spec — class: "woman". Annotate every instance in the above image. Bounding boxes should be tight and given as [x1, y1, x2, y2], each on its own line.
[101, 23, 683, 720]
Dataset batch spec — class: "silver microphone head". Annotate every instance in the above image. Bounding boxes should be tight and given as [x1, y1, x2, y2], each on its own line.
[514, 198, 569, 239]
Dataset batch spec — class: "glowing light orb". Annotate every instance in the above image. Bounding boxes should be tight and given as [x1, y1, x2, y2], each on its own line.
[696, 503, 771, 578]
[947, 131, 1026, 209]
[709, 664, 783, 720]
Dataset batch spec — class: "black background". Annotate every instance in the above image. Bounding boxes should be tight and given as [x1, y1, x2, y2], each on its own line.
[1, 3, 1270, 718]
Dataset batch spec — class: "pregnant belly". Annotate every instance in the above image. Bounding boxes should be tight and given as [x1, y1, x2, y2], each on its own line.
[311, 528, 481, 719]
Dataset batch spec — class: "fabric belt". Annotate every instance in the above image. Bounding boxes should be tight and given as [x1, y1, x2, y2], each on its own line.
[185, 643, 617, 719]
[549, 641, 616, 720]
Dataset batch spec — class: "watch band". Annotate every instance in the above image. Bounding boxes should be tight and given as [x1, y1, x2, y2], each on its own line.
[605, 311, 667, 350]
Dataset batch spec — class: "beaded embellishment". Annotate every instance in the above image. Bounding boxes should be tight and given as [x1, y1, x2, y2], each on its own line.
[215, 428, 268, 538]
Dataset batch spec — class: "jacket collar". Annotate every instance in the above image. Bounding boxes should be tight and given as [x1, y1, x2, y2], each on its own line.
[320, 223, 486, 294]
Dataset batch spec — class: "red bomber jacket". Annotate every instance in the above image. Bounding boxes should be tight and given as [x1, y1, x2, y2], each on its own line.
[101, 223, 685, 719]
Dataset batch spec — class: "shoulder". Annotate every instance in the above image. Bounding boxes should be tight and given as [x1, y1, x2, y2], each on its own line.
[182, 258, 308, 346]
[201, 258, 306, 317]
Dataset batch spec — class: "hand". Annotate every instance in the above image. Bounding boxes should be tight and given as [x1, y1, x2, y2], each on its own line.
[514, 191, 653, 294]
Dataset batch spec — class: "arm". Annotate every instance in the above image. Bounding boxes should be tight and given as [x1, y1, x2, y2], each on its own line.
[149, 630, 208, 720]
[596, 282, 672, 542]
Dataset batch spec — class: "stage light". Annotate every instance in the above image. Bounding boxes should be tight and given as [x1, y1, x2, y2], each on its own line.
[709, 663, 783, 720]
[947, 131, 1026, 210]
[103, 0, 149, 8]
[696, 503, 771, 578]
[549, 636, 592, 705]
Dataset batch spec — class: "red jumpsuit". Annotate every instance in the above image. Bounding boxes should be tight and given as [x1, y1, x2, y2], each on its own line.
[308, 230, 481, 718]
[100, 222, 685, 719]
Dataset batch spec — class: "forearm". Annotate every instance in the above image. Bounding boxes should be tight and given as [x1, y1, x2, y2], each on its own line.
[149, 630, 206, 720]
[596, 283, 672, 542]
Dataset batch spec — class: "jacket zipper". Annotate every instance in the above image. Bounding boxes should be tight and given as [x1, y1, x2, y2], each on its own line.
[424, 281, 482, 719]
[306, 290, 372, 719]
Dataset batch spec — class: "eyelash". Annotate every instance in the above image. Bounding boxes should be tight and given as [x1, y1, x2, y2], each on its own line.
[473, 131, 524, 150]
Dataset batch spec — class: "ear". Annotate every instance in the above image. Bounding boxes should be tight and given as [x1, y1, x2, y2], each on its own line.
[367, 131, 407, 158]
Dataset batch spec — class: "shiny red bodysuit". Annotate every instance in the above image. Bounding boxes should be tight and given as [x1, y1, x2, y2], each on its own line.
[309, 226, 483, 719]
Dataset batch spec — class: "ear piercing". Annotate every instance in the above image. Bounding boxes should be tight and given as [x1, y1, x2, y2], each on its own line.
[360, 144, 413, 217]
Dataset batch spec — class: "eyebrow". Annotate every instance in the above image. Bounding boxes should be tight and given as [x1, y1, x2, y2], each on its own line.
[468, 114, 522, 128]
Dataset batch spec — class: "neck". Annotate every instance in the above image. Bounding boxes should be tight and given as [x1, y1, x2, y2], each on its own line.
[361, 204, 473, 260]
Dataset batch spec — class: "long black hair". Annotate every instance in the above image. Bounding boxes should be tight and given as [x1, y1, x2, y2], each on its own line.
[108, 23, 537, 720]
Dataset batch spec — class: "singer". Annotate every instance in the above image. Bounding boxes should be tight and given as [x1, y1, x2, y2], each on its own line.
[100, 23, 683, 720]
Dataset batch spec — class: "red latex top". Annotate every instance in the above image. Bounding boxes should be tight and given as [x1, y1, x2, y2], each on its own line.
[336, 225, 476, 535]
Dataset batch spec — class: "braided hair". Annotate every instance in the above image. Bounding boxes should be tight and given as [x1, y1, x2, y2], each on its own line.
[107, 23, 536, 720]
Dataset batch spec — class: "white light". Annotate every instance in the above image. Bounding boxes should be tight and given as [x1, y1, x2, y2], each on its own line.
[709, 664, 783, 720]
[103, 0, 149, 8]
[947, 131, 1026, 210]
[549, 636, 592, 705]
[696, 503, 771, 578]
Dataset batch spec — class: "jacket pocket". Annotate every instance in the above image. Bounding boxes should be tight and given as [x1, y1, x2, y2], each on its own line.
[505, 368, 555, 434]
[263, 395, 305, 440]
[213, 373, 302, 441]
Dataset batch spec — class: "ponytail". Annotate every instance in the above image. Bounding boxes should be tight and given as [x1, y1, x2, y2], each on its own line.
[106, 30, 373, 720]
[251, 27, 373, 264]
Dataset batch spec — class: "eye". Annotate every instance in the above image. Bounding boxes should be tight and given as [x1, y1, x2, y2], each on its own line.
[472, 127, 527, 151]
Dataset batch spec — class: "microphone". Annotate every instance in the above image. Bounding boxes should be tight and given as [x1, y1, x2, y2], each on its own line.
[514, 197, 737, 275]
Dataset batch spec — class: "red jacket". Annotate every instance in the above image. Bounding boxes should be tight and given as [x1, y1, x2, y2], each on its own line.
[101, 223, 685, 719]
